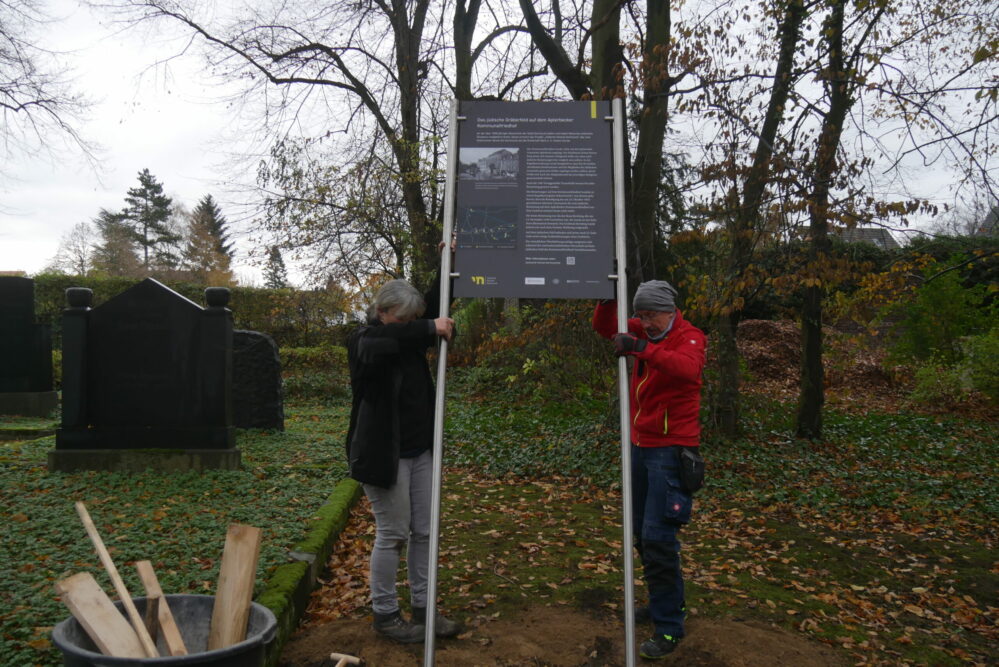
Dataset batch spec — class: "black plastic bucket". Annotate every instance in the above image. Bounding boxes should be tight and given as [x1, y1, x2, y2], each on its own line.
[52, 594, 277, 667]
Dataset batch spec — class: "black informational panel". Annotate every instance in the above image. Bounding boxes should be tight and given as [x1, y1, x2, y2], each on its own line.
[453, 101, 615, 299]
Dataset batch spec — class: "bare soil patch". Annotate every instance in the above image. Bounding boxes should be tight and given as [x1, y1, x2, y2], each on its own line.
[279, 605, 847, 666]
[734, 319, 904, 411]
[279, 495, 850, 667]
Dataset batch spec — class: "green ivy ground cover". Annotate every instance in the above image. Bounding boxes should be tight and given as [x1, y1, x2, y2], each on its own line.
[0, 403, 348, 666]
[441, 369, 998, 664]
[2, 369, 996, 665]
[445, 368, 999, 524]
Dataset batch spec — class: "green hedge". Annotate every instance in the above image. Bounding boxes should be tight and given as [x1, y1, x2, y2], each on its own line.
[280, 345, 350, 401]
[31, 273, 357, 348]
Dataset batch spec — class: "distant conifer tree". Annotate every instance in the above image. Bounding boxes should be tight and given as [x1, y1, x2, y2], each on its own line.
[191, 194, 235, 259]
[122, 168, 180, 270]
[264, 245, 290, 288]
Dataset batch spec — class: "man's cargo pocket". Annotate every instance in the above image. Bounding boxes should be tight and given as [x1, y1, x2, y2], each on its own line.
[663, 477, 693, 525]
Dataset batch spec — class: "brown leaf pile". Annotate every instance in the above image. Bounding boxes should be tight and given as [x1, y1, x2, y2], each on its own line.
[733, 319, 997, 419]
[734, 320, 907, 414]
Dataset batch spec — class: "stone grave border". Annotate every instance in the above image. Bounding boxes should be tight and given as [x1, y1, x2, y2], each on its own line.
[259, 477, 362, 666]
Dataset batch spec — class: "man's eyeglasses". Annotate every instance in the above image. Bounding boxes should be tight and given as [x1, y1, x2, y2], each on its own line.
[634, 311, 673, 323]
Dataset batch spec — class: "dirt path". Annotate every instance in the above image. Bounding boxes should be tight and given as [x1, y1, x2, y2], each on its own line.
[279, 605, 848, 666]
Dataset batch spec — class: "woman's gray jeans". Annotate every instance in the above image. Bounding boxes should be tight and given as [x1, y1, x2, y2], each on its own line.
[362, 449, 432, 615]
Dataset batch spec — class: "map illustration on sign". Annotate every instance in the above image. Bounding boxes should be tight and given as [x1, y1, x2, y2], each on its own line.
[452, 101, 615, 299]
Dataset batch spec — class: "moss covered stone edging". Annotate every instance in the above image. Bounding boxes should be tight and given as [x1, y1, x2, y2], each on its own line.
[0, 428, 56, 441]
[260, 477, 362, 666]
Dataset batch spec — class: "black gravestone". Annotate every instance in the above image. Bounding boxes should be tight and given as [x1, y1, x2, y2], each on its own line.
[232, 329, 285, 430]
[51, 279, 237, 472]
[0, 276, 57, 417]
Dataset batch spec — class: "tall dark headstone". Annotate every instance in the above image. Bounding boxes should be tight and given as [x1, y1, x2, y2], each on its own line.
[0, 276, 58, 417]
[232, 329, 285, 430]
[50, 278, 238, 472]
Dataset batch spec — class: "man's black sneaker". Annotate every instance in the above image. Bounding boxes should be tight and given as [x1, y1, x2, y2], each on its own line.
[372, 610, 425, 644]
[639, 633, 680, 660]
[412, 606, 463, 638]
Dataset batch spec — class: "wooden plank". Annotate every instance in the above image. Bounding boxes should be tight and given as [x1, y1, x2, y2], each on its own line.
[75, 501, 160, 658]
[143, 594, 160, 644]
[55, 572, 146, 658]
[207, 524, 262, 650]
[135, 560, 188, 656]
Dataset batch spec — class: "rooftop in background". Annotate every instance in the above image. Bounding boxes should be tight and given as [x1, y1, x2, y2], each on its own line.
[833, 226, 901, 251]
[976, 206, 999, 237]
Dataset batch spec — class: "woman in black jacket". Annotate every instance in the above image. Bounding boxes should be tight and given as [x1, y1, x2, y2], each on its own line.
[345, 274, 461, 643]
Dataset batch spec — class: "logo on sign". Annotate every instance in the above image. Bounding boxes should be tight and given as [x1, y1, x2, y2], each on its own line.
[471, 276, 485, 285]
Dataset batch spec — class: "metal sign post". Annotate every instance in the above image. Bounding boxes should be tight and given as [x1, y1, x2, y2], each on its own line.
[423, 99, 460, 665]
[610, 97, 636, 667]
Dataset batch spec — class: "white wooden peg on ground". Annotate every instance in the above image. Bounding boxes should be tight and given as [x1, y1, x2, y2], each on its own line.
[329, 652, 363, 666]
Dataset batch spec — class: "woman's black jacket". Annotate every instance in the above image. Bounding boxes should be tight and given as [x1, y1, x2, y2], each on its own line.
[344, 276, 442, 488]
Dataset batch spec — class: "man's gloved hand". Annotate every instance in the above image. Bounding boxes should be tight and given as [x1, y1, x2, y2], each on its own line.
[613, 332, 647, 356]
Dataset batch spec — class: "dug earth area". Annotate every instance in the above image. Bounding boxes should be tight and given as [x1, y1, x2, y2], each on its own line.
[279, 496, 847, 667]
[280, 606, 846, 666]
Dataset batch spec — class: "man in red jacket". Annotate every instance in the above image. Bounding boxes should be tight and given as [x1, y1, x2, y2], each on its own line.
[593, 280, 706, 660]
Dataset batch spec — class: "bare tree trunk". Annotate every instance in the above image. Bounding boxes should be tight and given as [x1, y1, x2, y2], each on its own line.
[629, 0, 671, 286]
[503, 296, 521, 333]
[796, 0, 853, 439]
[715, 0, 805, 436]
[590, 0, 622, 99]
[797, 280, 825, 437]
[390, 0, 436, 285]
[520, 0, 672, 288]
[453, 0, 481, 101]
[713, 311, 741, 433]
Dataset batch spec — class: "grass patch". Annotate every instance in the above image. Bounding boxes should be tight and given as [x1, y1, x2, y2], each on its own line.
[0, 414, 59, 443]
[445, 369, 620, 487]
[436, 477, 624, 619]
[0, 415, 58, 430]
[0, 401, 349, 666]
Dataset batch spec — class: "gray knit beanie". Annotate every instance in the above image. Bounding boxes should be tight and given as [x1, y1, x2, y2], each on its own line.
[632, 280, 678, 312]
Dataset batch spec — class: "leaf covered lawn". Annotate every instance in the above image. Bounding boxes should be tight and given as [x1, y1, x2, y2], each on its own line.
[440, 377, 998, 666]
[0, 403, 349, 666]
[297, 372, 997, 666]
[2, 374, 996, 667]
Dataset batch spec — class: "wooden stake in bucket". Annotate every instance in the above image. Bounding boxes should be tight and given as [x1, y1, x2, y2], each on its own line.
[75, 502, 159, 658]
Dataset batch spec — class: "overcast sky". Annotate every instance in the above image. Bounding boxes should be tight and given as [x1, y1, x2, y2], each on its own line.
[0, 0, 271, 284]
[1, 1, 970, 288]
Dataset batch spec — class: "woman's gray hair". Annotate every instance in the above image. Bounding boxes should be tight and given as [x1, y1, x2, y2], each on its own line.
[367, 279, 426, 322]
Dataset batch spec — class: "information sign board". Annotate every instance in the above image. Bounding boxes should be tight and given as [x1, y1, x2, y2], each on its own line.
[452, 101, 615, 299]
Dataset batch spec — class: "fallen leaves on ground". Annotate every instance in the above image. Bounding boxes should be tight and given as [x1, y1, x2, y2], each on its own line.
[299, 467, 995, 666]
